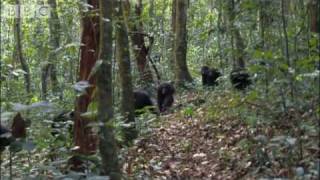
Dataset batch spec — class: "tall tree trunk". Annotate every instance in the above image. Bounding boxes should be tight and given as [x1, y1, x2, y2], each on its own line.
[170, 0, 177, 74]
[41, 65, 49, 100]
[14, 0, 31, 95]
[174, 0, 193, 85]
[309, 0, 319, 33]
[160, 0, 168, 77]
[48, 0, 60, 97]
[97, 0, 121, 178]
[281, 0, 294, 100]
[149, 0, 154, 28]
[259, 0, 271, 96]
[123, 0, 154, 88]
[74, 0, 100, 155]
[41, 0, 61, 100]
[216, 0, 224, 71]
[226, 0, 246, 69]
[116, 1, 136, 144]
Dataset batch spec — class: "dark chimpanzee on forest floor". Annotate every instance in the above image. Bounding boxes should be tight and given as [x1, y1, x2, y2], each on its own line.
[1, 113, 27, 151]
[51, 111, 74, 139]
[133, 90, 157, 115]
[230, 68, 251, 90]
[201, 66, 221, 86]
[0, 125, 13, 151]
[157, 82, 175, 112]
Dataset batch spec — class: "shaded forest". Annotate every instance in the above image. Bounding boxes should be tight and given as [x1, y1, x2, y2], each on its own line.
[0, 0, 319, 179]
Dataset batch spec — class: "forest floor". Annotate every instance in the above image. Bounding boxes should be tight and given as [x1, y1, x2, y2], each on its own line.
[124, 91, 319, 179]
[125, 113, 250, 179]
[0, 91, 318, 179]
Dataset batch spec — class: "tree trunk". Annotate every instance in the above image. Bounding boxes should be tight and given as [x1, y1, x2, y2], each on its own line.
[174, 0, 193, 85]
[281, 0, 294, 100]
[41, 0, 61, 100]
[216, 0, 224, 71]
[309, 0, 319, 33]
[170, 0, 177, 73]
[14, 0, 31, 95]
[149, 0, 154, 28]
[259, 0, 270, 96]
[123, 0, 154, 88]
[97, 0, 121, 178]
[226, 0, 246, 69]
[41, 64, 49, 100]
[74, 0, 100, 155]
[116, 1, 136, 144]
[48, 0, 60, 97]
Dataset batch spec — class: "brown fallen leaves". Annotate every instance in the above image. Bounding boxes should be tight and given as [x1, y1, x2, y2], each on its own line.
[123, 91, 319, 179]
[123, 107, 252, 179]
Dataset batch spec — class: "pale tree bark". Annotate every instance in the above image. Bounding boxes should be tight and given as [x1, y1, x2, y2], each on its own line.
[281, 0, 294, 100]
[149, 0, 154, 28]
[170, 0, 177, 73]
[115, 1, 136, 144]
[226, 0, 246, 69]
[14, 0, 31, 95]
[259, 0, 272, 96]
[174, 0, 193, 85]
[97, 0, 121, 178]
[123, 0, 154, 88]
[41, 0, 61, 100]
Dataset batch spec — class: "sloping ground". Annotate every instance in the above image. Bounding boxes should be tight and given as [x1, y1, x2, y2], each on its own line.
[123, 93, 319, 179]
[124, 111, 252, 179]
[2, 105, 250, 179]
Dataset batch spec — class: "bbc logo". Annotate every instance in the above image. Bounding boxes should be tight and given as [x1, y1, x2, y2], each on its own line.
[1, 5, 51, 19]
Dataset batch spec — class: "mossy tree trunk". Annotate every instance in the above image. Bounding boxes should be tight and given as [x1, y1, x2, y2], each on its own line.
[123, 0, 154, 88]
[14, 0, 31, 95]
[115, 1, 136, 144]
[97, 0, 121, 178]
[174, 0, 193, 86]
[41, 0, 61, 100]
[226, 0, 246, 69]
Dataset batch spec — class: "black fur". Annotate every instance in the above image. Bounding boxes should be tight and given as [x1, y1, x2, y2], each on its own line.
[134, 90, 156, 115]
[230, 69, 251, 90]
[157, 83, 175, 112]
[51, 111, 74, 138]
[201, 66, 221, 86]
[0, 125, 13, 151]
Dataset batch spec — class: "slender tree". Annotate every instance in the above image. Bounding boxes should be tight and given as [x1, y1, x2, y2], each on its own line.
[170, 0, 177, 72]
[97, 0, 121, 178]
[41, 0, 61, 100]
[281, 0, 294, 100]
[309, 0, 319, 33]
[14, 0, 31, 95]
[259, 0, 272, 96]
[74, 0, 100, 155]
[115, 1, 136, 143]
[174, 0, 193, 85]
[123, 0, 154, 88]
[225, 0, 246, 69]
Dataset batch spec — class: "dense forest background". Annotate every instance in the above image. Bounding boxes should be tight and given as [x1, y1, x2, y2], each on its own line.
[0, 0, 319, 179]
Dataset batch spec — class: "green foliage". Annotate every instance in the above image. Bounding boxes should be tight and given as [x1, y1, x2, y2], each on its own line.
[182, 106, 194, 118]
[1, 0, 319, 178]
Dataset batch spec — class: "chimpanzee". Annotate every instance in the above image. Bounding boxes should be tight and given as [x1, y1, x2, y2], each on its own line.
[0, 125, 13, 151]
[51, 111, 74, 138]
[1, 113, 28, 150]
[133, 90, 156, 115]
[157, 82, 175, 112]
[230, 68, 251, 90]
[201, 66, 221, 86]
